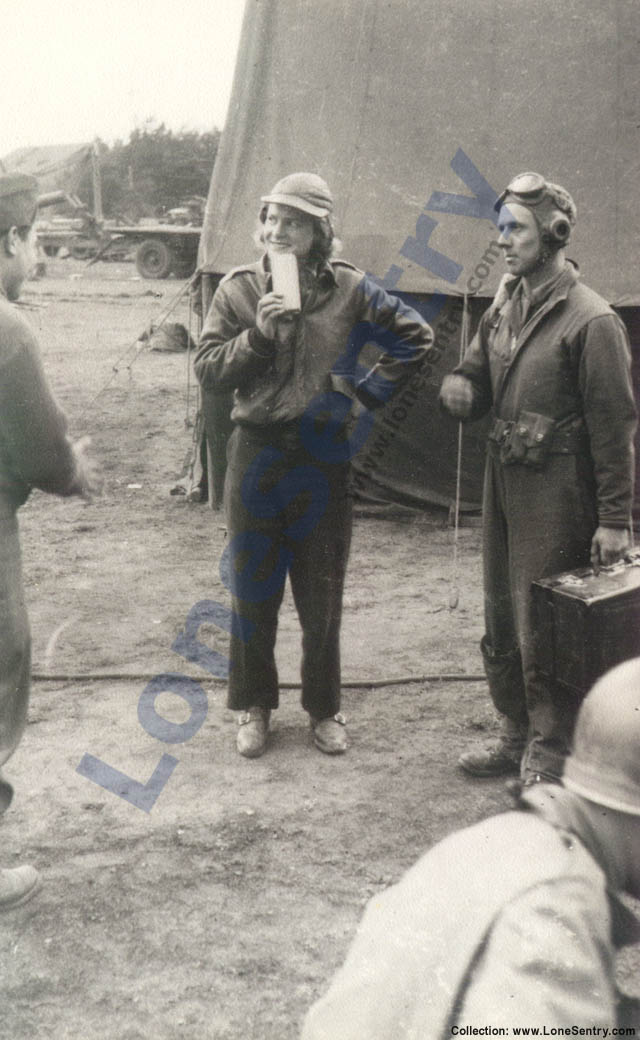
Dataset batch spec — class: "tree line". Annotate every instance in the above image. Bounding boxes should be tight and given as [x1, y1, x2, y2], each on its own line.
[77, 121, 221, 222]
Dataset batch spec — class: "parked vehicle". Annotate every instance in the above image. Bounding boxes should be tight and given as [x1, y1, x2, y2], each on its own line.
[36, 198, 107, 260]
[36, 191, 202, 278]
[105, 222, 201, 278]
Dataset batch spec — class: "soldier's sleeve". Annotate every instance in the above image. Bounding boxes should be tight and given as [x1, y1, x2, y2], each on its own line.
[457, 876, 617, 1028]
[0, 315, 79, 496]
[350, 274, 434, 409]
[194, 276, 276, 392]
[452, 309, 495, 421]
[578, 313, 637, 529]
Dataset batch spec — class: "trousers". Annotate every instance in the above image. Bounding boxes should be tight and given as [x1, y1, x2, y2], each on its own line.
[0, 498, 31, 780]
[482, 444, 596, 780]
[223, 422, 352, 718]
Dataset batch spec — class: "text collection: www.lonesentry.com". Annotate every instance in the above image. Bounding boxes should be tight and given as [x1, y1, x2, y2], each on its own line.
[450, 1026, 637, 1037]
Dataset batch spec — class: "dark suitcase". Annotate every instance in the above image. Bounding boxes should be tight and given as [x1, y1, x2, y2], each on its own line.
[531, 550, 640, 695]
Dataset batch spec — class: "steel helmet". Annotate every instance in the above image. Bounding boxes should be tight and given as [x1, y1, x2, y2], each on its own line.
[563, 657, 640, 815]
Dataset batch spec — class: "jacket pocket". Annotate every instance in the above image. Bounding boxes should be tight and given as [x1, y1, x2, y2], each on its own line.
[500, 411, 556, 469]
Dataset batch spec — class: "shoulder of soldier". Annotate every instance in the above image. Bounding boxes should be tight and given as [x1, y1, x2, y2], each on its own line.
[401, 809, 602, 906]
[329, 259, 367, 287]
[333, 261, 390, 300]
[0, 296, 38, 366]
[568, 279, 616, 321]
[218, 261, 263, 289]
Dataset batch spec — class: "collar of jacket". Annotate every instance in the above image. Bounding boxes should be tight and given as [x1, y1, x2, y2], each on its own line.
[490, 263, 582, 381]
[260, 253, 338, 290]
[496, 259, 580, 314]
[524, 784, 640, 947]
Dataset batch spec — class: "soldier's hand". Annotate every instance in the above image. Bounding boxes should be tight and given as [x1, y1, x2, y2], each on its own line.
[71, 436, 103, 502]
[439, 374, 474, 419]
[256, 292, 286, 340]
[590, 525, 631, 574]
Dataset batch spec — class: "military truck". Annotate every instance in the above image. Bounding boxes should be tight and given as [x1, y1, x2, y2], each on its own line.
[104, 221, 201, 278]
[35, 192, 108, 259]
[36, 191, 203, 278]
[101, 197, 205, 278]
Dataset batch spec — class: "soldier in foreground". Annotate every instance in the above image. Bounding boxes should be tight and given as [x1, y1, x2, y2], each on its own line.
[0, 173, 99, 908]
[302, 657, 640, 1036]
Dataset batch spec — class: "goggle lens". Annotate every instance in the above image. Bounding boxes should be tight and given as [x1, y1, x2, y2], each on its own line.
[495, 172, 547, 210]
[506, 172, 546, 198]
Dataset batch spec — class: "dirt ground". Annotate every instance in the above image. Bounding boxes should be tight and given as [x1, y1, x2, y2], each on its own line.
[0, 257, 636, 1039]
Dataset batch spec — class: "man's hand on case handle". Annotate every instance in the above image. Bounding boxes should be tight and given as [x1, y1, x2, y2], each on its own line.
[590, 526, 631, 575]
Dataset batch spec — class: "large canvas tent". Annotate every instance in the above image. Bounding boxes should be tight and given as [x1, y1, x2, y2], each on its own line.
[197, 0, 640, 515]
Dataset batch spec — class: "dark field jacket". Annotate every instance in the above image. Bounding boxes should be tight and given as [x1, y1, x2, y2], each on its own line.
[455, 264, 636, 528]
[195, 256, 433, 427]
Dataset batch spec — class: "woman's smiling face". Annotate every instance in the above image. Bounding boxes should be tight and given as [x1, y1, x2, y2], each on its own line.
[263, 203, 314, 259]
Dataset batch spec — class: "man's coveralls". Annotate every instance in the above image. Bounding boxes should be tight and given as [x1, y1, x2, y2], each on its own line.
[454, 263, 636, 780]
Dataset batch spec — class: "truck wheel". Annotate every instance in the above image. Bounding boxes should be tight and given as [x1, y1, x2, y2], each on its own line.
[43, 245, 60, 257]
[69, 236, 96, 260]
[135, 239, 173, 279]
[172, 257, 197, 279]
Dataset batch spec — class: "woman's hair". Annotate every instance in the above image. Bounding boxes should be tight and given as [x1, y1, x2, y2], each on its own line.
[253, 205, 340, 261]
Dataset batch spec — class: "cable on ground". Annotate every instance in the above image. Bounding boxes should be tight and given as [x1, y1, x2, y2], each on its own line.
[32, 672, 485, 687]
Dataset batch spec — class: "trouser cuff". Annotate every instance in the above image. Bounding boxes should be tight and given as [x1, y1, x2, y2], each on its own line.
[480, 636, 528, 727]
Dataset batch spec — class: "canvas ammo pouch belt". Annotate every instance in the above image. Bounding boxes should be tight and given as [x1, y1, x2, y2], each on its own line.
[489, 411, 587, 469]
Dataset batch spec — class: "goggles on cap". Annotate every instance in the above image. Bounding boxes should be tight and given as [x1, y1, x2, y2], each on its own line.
[495, 172, 575, 219]
[496, 172, 550, 209]
[494, 171, 576, 245]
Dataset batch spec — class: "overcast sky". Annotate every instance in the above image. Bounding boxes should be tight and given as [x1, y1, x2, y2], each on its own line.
[2, 0, 247, 156]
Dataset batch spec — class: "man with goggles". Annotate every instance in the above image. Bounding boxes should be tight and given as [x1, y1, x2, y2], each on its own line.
[440, 170, 636, 789]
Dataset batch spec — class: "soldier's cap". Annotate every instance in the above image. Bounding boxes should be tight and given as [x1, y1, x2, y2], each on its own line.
[261, 172, 333, 219]
[0, 173, 39, 232]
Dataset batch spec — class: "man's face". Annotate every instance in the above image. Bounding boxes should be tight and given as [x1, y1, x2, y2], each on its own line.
[497, 203, 544, 278]
[263, 203, 314, 259]
[2, 225, 38, 301]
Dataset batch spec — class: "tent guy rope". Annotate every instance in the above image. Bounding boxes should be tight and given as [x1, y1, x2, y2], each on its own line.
[449, 291, 471, 611]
